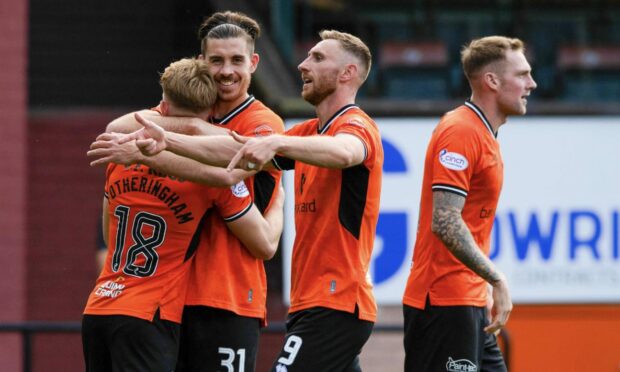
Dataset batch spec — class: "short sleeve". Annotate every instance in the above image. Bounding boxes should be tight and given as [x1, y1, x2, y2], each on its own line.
[430, 124, 480, 198]
[332, 115, 379, 168]
[213, 181, 253, 222]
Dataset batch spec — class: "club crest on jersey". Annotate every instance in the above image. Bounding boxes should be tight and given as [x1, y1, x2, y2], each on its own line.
[254, 124, 274, 137]
[439, 149, 469, 171]
[231, 181, 250, 198]
[346, 117, 366, 128]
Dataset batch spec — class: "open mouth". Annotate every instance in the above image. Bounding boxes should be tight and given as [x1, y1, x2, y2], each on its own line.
[217, 78, 237, 87]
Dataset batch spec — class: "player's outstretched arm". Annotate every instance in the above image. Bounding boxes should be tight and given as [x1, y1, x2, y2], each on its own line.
[165, 131, 243, 168]
[106, 109, 226, 136]
[118, 113, 242, 167]
[225, 186, 284, 260]
[88, 133, 252, 187]
[227, 132, 366, 171]
[431, 190, 512, 334]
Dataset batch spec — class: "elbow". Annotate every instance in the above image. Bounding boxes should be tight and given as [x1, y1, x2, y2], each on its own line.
[252, 244, 277, 260]
[104, 121, 116, 133]
[259, 237, 280, 260]
[262, 247, 277, 260]
[430, 212, 443, 238]
[331, 151, 357, 169]
[260, 240, 279, 260]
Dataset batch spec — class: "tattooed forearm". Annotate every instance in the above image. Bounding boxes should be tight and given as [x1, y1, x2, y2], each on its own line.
[431, 191, 501, 284]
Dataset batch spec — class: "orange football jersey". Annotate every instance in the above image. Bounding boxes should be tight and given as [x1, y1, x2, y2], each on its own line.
[184, 96, 284, 322]
[84, 163, 252, 323]
[403, 101, 504, 309]
[274, 105, 383, 322]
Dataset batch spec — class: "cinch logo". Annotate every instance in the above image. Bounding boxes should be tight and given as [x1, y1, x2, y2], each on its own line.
[231, 181, 250, 198]
[446, 357, 477, 372]
[439, 149, 469, 171]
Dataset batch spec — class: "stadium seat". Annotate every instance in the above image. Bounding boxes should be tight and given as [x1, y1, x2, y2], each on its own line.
[379, 41, 449, 99]
[557, 45, 620, 101]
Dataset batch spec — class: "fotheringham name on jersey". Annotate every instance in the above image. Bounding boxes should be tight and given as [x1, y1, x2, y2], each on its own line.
[106, 174, 195, 224]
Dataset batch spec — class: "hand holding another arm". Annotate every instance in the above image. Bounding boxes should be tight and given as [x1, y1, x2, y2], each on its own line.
[87, 133, 145, 166]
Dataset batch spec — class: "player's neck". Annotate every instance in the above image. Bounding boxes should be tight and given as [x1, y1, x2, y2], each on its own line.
[211, 93, 251, 119]
[469, 95, 506, 133]
[315, 91, 356, 129]
[166, 106, 209, 121]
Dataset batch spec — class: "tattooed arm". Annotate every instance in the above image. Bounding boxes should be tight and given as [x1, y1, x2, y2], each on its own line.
[431, 190, 512, 334]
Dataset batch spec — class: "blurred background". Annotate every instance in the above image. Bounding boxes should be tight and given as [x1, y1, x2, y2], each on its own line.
[1, 0, 619, 371]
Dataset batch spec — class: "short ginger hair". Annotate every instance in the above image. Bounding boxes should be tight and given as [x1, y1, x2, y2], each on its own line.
[159, 58, 217, 114]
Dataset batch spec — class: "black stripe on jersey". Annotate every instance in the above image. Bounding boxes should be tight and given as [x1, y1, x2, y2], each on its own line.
[318, 104, 358, 134]
[209, 96, 255, 125]
[253, 171, 276, 214]
[223, 201, 253, 222]
[338, 164, 370, 240]
[272, 155, 295, 171]
[183, 210, 211, 262]
[432, 184, 468, 197]
[464, 100, 496, 138]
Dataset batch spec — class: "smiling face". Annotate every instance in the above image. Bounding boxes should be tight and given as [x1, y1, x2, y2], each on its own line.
[203, 36, 258, 111]
[494, 50, 537, 116]
[297, 39, 343, 106]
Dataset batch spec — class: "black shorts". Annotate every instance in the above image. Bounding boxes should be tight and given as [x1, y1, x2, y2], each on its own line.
[270, 307, 374, 372]
[403, 299, 506, 372]
[82, 311, 180, 372]
[176, 306, 260, 372]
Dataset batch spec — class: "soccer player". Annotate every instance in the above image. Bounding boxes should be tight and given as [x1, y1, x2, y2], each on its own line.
[402, 36, 537, 371]
[117, 30, 383, 372]
[88, 12, 285, 371]
[82, 58, 284, 372]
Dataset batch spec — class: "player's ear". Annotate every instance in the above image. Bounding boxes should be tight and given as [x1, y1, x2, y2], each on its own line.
[249, 53, 259, 73]
[160, 100, 169, 116]
[483, 72, 500, 92]
[340, 63, 358, 83]
[198, 54, 205, 60]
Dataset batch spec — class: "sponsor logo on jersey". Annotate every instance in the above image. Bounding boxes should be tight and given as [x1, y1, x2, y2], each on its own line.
[94, 279, 126, 299]
[275, 364, 288, 372]
[299, 173, 306, 194]
[446, 357, 477, 372]
[439, 149, 469, 171]
[231, 181, 250, 198]
[294, 199, 316, 213]
[480, 207, 494, 219]
[254, 124, 274, 137]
